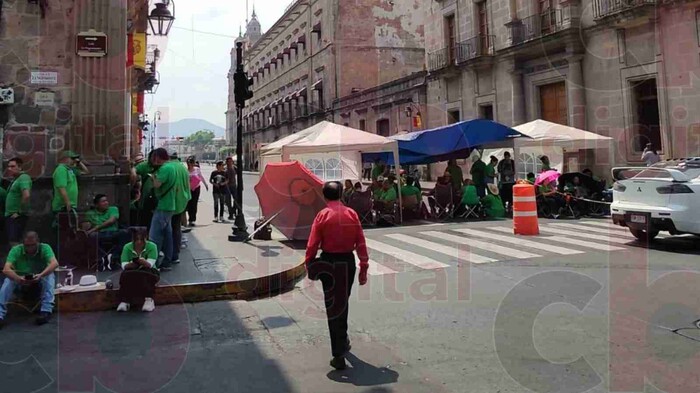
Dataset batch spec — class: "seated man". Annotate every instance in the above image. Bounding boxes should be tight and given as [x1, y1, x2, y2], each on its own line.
[456, 179, 480, 216]
[427, 175, 453, 218]
[401, 177, 428, 218]
[370, 176, 384, 195]
[85, 194, 130, 271]
[0, 231, 59, 328]
[538, 179, 565, 217]
[374, 179, 397, 213]
[117, 227, 159, 313]
[481, 183, 506, 219]
[526, 172, 536, 185]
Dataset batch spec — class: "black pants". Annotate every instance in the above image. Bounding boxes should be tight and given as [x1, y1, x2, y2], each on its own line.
[318, 252, 356, 358]
[213, 192, 226, 218]
[5, 214, 28, 244]
[226, 186, 238, 219]
[500, 183, 514, 210]
[171, 212, 182, 260]
[118, 267, 160, 305]
[187, 187, 201, 223]
[138, 209, 154, 231]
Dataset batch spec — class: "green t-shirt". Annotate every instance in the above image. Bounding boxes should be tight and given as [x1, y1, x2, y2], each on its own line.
[400, 185, 421, 198]
[371, 165, 384, 180]
[485, 163, 496, 178]
[539, 184, 554, 195]
[447, 165, 463, 190]
[0, 187, 6, 216]
[154, 161, 191, 213]
[7, 243, 55, 276]
[481, 194, 505, 218]
[461, 185, 480, 206]
[470, 161, 486, 186]
[86, 206, 119, 232]
[5, 173, 32, 216]
[121, 240, 159, 269]
[378, 187, 397, 202]
[52, 164, 78, 212]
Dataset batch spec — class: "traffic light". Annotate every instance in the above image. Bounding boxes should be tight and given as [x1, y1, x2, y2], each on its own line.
[234, 69, 254, 106]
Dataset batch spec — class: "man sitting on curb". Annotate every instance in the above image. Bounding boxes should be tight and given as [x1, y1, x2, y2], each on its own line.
[0, 232, 59, 328]
[85, 194, 130, 271]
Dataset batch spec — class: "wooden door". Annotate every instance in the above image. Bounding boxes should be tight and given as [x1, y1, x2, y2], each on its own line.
[540, 82, 568, 125]
[478, 2, 489, 53]
[446, 15, 456, 62]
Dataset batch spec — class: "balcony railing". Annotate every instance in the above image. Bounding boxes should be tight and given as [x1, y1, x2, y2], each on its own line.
[592, 0, 656, 19]
[509, 9, 565, 45]
[456, 35, 495, 63]
[427, 47, 456, 71]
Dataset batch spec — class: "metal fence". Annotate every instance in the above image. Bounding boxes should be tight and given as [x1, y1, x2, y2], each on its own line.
[510, 9, 564, 45]
[593, 0, 656, 18]
[456, 35, 495, 62]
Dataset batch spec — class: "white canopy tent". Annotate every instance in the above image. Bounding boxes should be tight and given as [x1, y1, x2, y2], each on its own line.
[259, 121, 403, 219]
[481, 119, 614, 177]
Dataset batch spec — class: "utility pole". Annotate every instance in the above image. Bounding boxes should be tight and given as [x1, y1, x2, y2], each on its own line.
[229, 42, 254, 242]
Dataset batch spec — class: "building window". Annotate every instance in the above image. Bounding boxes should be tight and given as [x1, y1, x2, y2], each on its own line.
[447, 110, 460, 124]
[304, 158, 324, 178]
[377, 119, 390, 137]
[479, 104, 494, 120]
[539, 82, 567, 125]
[477, 1, 490, 52]
[325, 158, 342, 180]
[631, 78, 662, 152]
[359, 119, 366, 131]
[445, 14, 456, 63]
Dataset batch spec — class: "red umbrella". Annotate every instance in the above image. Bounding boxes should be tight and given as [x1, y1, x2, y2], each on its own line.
[254, 161, 327, 240]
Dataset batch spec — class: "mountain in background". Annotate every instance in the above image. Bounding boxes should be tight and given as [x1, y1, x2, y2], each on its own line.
[158, 118, 225, 138]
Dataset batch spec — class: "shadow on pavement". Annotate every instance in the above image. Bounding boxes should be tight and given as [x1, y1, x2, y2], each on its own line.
[326, 352, 399, 387]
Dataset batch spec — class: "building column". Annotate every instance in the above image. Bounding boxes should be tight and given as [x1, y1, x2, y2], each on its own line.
[508, 61, 526, 126]
[566, 55, 586, 130]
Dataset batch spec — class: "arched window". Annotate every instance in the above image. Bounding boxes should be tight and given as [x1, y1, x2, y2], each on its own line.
[519, 153, 542, 179]
[324, 158, 342, 180]
[304, 158, 324, 178]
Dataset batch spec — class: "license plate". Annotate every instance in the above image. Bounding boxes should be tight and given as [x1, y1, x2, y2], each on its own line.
[630, 214, 647, 224]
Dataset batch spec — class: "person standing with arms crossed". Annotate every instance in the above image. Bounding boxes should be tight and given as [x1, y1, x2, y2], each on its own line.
[4, 157, 32, 246]
[305, 181, 369, 370]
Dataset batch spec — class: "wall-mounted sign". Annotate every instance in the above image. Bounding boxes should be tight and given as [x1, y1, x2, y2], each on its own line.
[30, 71, 58, 85]
[35, 91, 55, 106]
[76, 29, 108, 57]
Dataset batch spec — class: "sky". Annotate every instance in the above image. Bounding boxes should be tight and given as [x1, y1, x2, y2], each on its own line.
[149, 0, 291, 128]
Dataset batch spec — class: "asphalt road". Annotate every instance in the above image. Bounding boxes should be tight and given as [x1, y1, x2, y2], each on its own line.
[2, 170, 700, 393]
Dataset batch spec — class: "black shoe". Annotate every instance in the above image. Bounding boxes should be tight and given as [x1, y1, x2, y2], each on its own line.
[36, 312, 51, 326]
[345, 339, 352, 354]
[330, 356, 347, 370]
[228, 215, 234, 221]
[159, 265, 172, 271]
[182, 227, 192, 234]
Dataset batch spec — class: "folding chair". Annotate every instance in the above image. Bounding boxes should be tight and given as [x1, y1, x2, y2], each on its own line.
[348, 190, 376, 226]
[432, 183, 455, 221]
[459, 203, 484, 220]
[401, 195, 422, 221]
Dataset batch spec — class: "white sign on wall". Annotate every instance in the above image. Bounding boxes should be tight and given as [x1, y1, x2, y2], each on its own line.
[35, 91, 55, 106]
[30, 71, 58, 85]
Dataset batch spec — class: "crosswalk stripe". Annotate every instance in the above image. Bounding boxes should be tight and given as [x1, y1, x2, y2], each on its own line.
[365, 239, 450, 270]
[548, 222, 636, 238]
[538, 226, 631, 244]
[386, 234, 497, 264]
[459, 228, 584, 255]
[367, 259, 399, 276]
[576, 221, 629, 231]
[421, 231, 542, 259]
[545, 236, 626, 251]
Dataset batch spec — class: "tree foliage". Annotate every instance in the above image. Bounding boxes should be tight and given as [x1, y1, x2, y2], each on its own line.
[185, 129, 216, 149]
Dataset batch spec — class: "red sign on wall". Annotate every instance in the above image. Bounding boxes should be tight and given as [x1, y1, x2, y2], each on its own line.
[76, 30, 108, 57]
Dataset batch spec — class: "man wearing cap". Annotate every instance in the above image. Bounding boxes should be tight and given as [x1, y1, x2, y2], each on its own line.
[0, 232, 59, 328]
[52, 151, 89, 214]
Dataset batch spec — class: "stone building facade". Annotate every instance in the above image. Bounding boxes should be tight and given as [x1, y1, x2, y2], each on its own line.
[425, 0, 700, 179]
[235, 0, 426, 170]
[0, 0, 151, 228]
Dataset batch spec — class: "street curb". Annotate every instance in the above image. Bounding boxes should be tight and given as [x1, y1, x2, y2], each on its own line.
[54, 261, 306, 313]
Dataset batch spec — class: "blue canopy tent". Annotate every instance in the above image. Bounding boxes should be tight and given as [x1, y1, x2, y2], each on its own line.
[363, 119, 523, 165]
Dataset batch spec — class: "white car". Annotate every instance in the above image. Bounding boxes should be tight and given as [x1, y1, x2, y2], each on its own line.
[611, 158, 700, 241]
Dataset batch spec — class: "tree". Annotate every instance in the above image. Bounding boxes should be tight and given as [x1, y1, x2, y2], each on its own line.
[185, 129, 216, 151]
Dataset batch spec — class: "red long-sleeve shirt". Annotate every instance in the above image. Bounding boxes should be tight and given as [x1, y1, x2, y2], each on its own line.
[304, 201, 369, 268]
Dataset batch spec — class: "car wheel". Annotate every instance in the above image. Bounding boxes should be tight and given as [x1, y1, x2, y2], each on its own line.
[629, 228, 659, 242]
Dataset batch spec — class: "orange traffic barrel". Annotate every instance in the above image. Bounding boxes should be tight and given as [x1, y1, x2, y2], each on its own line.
[513, 183, 539, 235]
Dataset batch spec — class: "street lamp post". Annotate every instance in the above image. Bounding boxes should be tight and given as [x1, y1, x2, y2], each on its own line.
[229, 42, 254, 242]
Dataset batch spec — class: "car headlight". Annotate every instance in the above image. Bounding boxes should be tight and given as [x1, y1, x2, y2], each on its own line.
[656, 184, 694, 194]
[613, 182, 626, 192]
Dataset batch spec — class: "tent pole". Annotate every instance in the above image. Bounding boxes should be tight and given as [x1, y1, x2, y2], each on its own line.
[393, 145, 403, 224]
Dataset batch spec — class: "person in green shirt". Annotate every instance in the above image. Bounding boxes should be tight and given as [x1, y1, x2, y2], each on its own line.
[482, 183, 506, 219]
[540, 155, 552, 172]
[85, 194, 130, 271]
[460, 179, 480, 206]
[470, 155, 487, 198]
[52, 150, 89, 213]
[526, 172, 536, 185]
[131, 152, 157, 228]
[374, 179, 397, 213]
[168, 151, 192, 264]
[371, 159, 385, 181]
[484, 156, 498, 186]
[0, 232, 59, 327]
[4, 157, 32, 246]
[116, 228, 160, 312]
[400, 177, 422, 198]
[446, 159, 464, 192]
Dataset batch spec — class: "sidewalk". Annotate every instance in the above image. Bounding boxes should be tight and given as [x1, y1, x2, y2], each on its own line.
[53, 198, 306, 312]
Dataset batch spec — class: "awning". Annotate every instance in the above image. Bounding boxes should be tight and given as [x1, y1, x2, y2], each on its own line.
[297, 34, 306, 44]
[312, 80, 323, 90]
[289, 42, 298, 49]
[295, 87, 307, 97]
[277, 53, 284, 60]
[513, 119, 613, 150]
[283, 48, 290, 55]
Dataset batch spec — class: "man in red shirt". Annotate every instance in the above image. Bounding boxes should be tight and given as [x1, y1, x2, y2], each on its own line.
[305, 181, 369, 370]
